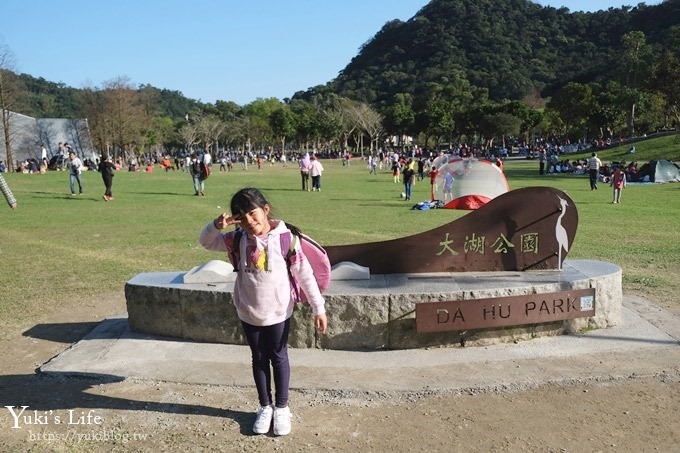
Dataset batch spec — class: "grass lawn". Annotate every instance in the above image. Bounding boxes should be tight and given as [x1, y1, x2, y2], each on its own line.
[2, 140, 679, 332]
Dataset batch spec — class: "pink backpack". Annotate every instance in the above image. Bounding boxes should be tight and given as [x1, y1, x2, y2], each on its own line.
[229, 224, 331, 303]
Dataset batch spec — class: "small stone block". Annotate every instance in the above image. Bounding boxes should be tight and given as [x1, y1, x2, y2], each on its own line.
[183, 260, 235, 283]
[331, 261, 370, 280]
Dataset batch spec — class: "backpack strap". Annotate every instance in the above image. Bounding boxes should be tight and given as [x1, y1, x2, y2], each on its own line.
[229, 229, 244, 270]
[286, 222, 302, 238]
[280, 227, 302, 302]
[279, 232, 297, 264]
[282, 222, 302, 263]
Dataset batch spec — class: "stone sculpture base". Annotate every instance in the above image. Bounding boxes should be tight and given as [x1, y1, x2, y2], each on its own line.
[125, 260, 622, 350]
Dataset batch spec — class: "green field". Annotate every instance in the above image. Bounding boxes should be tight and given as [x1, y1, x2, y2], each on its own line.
[2, 140, 680, 332]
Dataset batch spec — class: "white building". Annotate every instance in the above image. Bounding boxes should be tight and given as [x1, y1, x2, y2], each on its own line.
[0, 111, 93, 167]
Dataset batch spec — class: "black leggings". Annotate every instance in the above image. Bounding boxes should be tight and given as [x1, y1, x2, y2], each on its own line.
[301, 171, 309, 190]
[589, 169, 599, 189]
[241, 318, 291, 408]
[102, 175, 113, 197]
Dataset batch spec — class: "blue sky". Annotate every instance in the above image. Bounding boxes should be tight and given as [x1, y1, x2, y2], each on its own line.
[0, 0, 662, 106]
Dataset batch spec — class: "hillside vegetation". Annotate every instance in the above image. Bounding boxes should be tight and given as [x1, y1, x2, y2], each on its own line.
[333, 0, 680, 105]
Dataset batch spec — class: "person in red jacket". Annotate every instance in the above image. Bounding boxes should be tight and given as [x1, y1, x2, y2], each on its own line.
[429, 165, 438, 201]
[610, 166, 626, 204]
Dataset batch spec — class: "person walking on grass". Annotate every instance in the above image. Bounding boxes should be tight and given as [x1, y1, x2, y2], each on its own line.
[199, 187, 327, 436]
[403, 159, 415, 201]
[443, 171, 454, 203]
[392, 159, 401, 183]
[99, 153, 116, 201]
[588, 152, 602, 190]
[299, 152, 311, 191]
[67, 151, 84, 195]
[189, 153, 205, 196]
[610, 166, 626, 204]
[310, 155, 324, 191]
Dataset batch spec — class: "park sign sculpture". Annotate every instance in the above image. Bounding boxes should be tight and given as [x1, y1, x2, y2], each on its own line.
[325, 186, 578, 274]
[324, 185, 602, 338]
[125, 185, 621, 349]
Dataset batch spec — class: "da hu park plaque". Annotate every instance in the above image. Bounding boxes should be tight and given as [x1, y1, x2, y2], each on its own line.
[415, 288, 596, 333]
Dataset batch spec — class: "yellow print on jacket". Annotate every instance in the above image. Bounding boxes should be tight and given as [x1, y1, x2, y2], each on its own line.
[247, 244, 268, 270]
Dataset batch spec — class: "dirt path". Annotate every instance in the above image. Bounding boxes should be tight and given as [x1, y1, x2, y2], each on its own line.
[1, 293, 679, 452]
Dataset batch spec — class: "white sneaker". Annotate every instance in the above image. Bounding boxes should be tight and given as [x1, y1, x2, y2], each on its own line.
[253, 405, 273, 434]
[273, 406, 292, 436]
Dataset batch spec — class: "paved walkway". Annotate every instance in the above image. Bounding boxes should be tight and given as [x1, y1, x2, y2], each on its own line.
[41, 296, 680, 395]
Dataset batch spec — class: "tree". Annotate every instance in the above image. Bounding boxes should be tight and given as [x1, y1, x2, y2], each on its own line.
[651, 26, 680, 128]
[546, 82, 595, 139]
[632, 91, 665, 135]
[352, 102, 383, 155]
[223, 115, 248, 152]
[241, 98, 281, 152]
[92, 76, 150, 159]
[414, 73, 475, 147]
[178, 122, 199, 154]
[652, 49, 680, 129]
[309, 92, 346, 151]
[81, 86, 106, 155]
[323, 97, 359, 153]
[521, 109, 544, 145]
[214, 100, 241, 122]
[478, 112, 522, 150]
[194, 114, 225, 157]
[151, 116, 178, 152]
[269, 105, 297, 155]
[289, 98, 320, 152]
[0, 45, 24, 172]
[417, 96, 454, 148]
[383, 93, 415, 148]
[586, 83, 621, 139]
[620, 31, 652, 136]
[534, 109, 565, 140]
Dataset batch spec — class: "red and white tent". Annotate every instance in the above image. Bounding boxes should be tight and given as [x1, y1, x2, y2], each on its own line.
[433, 157, 509, 209]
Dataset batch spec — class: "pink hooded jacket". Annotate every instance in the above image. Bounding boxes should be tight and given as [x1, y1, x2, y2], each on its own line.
[199, 220, 325, 326]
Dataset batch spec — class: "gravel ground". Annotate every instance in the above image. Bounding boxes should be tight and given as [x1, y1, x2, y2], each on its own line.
[1, 293, 679, 452]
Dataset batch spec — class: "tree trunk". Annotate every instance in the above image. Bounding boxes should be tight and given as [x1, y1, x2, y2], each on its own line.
[627, 103, 636, 137]
[1, 109, 13, 172]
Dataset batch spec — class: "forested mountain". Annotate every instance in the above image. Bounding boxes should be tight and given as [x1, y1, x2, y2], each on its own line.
[331, 0, 680, 106]
[12, 0, 680, 119]
[16, 74, 203, 121]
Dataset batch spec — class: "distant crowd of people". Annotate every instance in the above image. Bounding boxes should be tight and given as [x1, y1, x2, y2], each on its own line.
[4, 143, 508, 207]
[2, 136, 669, 211]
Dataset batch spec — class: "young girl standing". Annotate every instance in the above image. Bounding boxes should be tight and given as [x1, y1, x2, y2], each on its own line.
[610, 166, 627, 204]
[199, 187, 328, 436]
